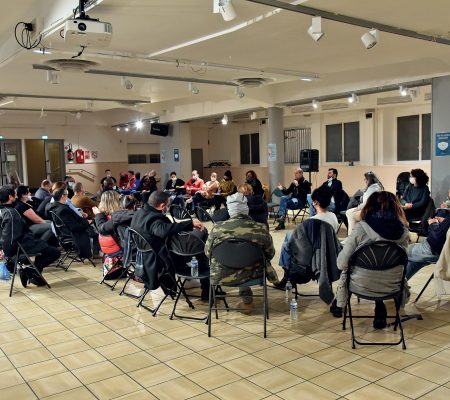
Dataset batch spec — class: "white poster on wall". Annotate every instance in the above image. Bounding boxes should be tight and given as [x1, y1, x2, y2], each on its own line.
[160, 150, 166, 163]
[268, 143, 277, 161]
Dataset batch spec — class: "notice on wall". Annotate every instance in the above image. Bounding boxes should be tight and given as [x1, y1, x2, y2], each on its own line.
[174, 149, 179, 162]
[268, 143, 277, 162]
[160, 150, 166, 163]
[436, 132, 450, 156]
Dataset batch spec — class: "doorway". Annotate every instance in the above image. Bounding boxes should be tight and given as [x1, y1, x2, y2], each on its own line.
[0, 139, 23, 186]
[25, 139, 65, 188]
[191, 148, 204, 178]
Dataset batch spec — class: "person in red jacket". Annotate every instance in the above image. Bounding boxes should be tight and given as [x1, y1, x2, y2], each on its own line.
[183, 170, 204, 196]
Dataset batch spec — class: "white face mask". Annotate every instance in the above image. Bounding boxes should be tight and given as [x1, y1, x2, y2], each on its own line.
[171, 177, 177, 182]
[27, 195, 33, 201]
[409, 177, 416, 185]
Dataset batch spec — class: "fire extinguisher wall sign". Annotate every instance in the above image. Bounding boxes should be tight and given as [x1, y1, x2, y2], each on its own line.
[67, 144, 74, 163]
[75, 148, 85, 164]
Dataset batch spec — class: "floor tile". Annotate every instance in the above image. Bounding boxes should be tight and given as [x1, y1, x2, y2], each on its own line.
[113, 389, 158, 400]
[70, 323, 111, 338]
[377, 371, 438, 399]
[310, 369, 369, 396]
[403, 359, 450, 385]
[253, 345, 302, 366]
[96, 340, 140, 359]
[211, 379, 271, 400]
[277, 381, 338, 400]
[0, 383, 37, 400]
[282, 336, 331, 355]
[40, 386, 97, 400]
[28, 371, 82, 398]
[59, 349, 106, 370]
[200, 343, 248, 363]
[0, 369, 24, 389]
[248, 368, 304, 393]
[18, 359, 67, 381]
[166, 353, 215, 375]
[150, 376, 205, 400]
[73, 360, 123, 384]
[111, 352, 159, 373]
[47, 338, 91, 357]
[279, 356, 334, 380]
[130, 332, 174, 350]
[309, 347, 361, 368]
[0, 356, 14, 373]
[419, 386, 450, 400]
[187, 365, 241, 391]
[340, 358, 396, 381]
[129, 363, 180, 387]
[9, 347, 54, 368]
[366, 348, 422, 369]
[87, 374, 142, 400]
[150, 342, 194, 362]
[222, 354, 273, 378]
[346, 383, 410, 400]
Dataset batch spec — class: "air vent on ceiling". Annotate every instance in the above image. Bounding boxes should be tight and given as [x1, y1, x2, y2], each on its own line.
[321, 103, 349, 111]
[232, 113, 251, 121]
[44, 59, 99, 72]
[290, 105, 314, 114]
[377, 96, 412, 105]
[424, 92, 431, 101]
[232, 77, 272, 88]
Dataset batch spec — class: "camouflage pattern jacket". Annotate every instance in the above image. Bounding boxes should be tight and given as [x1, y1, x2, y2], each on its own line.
[205, 214, 278, 285]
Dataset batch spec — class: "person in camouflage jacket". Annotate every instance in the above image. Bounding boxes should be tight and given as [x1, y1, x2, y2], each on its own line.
[205, 193, 278, 304]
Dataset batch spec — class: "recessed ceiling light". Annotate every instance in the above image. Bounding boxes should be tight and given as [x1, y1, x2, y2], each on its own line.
[221, 114, 228, 125]
[42, 135, 48, 139]
[135, 121, 143, 129]
[125, 127, 129, 132]
[116, 127, 120, 131]
[312, 100, 319, 109]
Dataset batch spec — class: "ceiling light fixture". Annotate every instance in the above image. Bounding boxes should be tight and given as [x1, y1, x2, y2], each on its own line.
[307, 16, 324, 42]
[125, 126, 129, 132]
[300, 77, 313, 82]
[312, 99, 319, 109]
[221, 114, 228, 125]
[135, 120, 143, 129]
[235, 86, 245, 98]
[121, 76, 133, 90]
[116, 127, 120, 132]
[188, 82, 199, 94]
[361, 28, 379, 49]
[348, 93, 359, 104]
[42, 135, 48, 140]
[213, 0, 237, 22]
[399, 85, 409, 96]
[46, 70, 60, 84]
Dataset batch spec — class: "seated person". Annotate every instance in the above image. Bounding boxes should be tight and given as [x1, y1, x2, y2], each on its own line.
[131, 172, 141, 191]
[182, 170, 204, 197]
[130, 191, 208, 297]
[48, 185, 96, 260]
[346, 172, 383, 234]
[245, 170, 264, 198]
[189, 172, 219, 211]
[138, 171, 158, 194]
[436, 188, 450, 218]
[278, 186, 339, 288]
[118, 172, 129, 189]
[64, 176, 76, 199]
[126, 171, 136, 190]
[71, 182, 99, 220]
[165, 171, 185, 195]
[238, 183, 268, 225]
[213, 170, 236, 210]
[205, 193, 278, 307]
[34, 179, 52, 201]
[337, 191, 410, 329]
[308, 168, 344, 216]
[406, 214, 450, 280]
[94, 177, 118, 201]
[400, 168, 431, 221]
[15, 185, 55, 244]
[275, 167, 311, 230]
[100, 169, 117, 187]
[0, 185, 60, 287]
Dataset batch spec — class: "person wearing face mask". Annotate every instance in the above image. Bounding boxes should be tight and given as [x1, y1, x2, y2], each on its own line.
[401, 169, 431, 222]
[213, 170, 236, 210]
[130, 190, 208, 296]
[165, 171, 185, 195]
[64, 176, 76, 199]
[182, 170, 205, 197]
[245, 170, 264, 198]
[100, 169, 117, 187]
[189, 172, 219, 211]
[14, 185, 55, 244]
[436, 189, 450, 218]
[345, 172, 384, 235]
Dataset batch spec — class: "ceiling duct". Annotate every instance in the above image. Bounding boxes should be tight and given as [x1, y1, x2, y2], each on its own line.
[232, 77, 272, 88]
[44, 59, 100, 72]
[424, 92, 432, 101]
[321, 103, 349, 111]
[377, 96, 412, 105]
[290, 105, 314, 114]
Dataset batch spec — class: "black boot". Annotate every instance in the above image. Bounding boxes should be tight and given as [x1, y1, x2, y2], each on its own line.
[373, 301, 387, 329]
[275, 219, 285, 230]
[329, 299, 342, 318]
[273, 270, 289, 289]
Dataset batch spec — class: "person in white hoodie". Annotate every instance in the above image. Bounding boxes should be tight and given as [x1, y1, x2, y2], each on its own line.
[346, 172, 384, 235]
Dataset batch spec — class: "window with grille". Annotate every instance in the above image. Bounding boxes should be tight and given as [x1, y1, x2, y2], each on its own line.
[397, 113, 431, 161]
[284, 128, 312, 163]
[128, 154, 161, 164]
[240, 133, 260, 164]
[325, 122, 360, 163]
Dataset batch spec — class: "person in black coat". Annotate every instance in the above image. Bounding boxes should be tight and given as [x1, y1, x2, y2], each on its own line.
[0, 185, 60, 287]
[245, 170, 264, 198]
[401, 168, 431, 221]
[275, 167, 311, 230]
[48, 186, 94, 259]
[165, 172, 186, 195]
[130, 191, 207, 296]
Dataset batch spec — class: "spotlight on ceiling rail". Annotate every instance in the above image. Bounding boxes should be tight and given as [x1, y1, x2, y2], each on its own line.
[361, 28, 379, 49]
[213, 0, 237, 22]
[221, 114, 228, 125]
[307, 16, 324, 42]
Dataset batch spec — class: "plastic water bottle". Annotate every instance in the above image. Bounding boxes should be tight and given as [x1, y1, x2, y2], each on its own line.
[285, 280, 293, 303]
[290, 299, 298, 321]
[191, 256, 198, 278]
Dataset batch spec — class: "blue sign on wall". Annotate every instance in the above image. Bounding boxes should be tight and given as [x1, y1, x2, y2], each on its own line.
[436, 132, 450, 157]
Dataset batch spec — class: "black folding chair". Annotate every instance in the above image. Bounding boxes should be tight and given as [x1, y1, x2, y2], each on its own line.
[409, 197, 435, 243]
[169, 204, 192, 222]
[125, 228, 176, 317]
[195, 206, 215, 224]
[49, 211, 95, 270]
[342, 241, 408, 349]
[9, 242, 50, 297]
[208, 238, 269, 337]
[287, 203, 309, 224]
[267, 188, 282, 224]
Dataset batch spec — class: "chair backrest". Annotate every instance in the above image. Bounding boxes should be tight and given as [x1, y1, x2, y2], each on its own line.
[195, 206, 214, 224]
[128, 228, 155, 254]
[31, 196, 42, 211]
[169, 204, 192, 222]
[349, 241, 408, 272]
[211, 238, 265, 270]
[396, 171, 411, 199]
[168, 231, 205, 257]
[49, 211, 72, 242]
[270, 188, 283, 204]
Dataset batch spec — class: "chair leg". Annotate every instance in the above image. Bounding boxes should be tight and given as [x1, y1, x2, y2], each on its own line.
[208, 284, 213, 336]
[347, 296, 356, 349]
[170, 278, 185, 320]
[394, 296, 407, 350]
[263, 270, 267, 338]
[414, 273, 434, 303]
[9, 252, 19, 297]
[342, 304, 348, 331]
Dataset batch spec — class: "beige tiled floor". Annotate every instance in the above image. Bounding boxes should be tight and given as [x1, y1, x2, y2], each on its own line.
[0, 222, 449, 399]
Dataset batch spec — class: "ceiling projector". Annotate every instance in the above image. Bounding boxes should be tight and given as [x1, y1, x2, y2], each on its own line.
[64, 19, 112, 47]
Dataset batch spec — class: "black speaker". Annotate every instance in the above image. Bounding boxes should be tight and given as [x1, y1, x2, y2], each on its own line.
[300, 149, 319, 172]
[150, 123, 169, 137]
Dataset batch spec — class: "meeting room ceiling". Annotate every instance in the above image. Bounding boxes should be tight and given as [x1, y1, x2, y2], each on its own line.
[0, 0, 449, 121]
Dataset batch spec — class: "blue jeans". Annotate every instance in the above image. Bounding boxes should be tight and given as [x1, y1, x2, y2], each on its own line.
[307, 193, 335, 216]
[278, 231, 293, 271]
[278, 196, 304, 217]
[405, 241, 439, 280]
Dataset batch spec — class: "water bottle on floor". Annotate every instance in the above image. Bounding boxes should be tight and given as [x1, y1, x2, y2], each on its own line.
[290, 298, 298, 321]
[285, 280, 293, 303]
[191, 256, 198, 277]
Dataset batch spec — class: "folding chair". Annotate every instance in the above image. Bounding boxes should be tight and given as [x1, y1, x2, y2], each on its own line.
[9, 242, 50, 297]
[342, 241, 408, 349]
[267, 188, 283, 224]
[125, 228, 176, 316]
[195, 206, 215, 224]
[208, 238, 269, 337]
[288, 204, 309, 224]
[49, 211, 95, 270]
[409, 197, 435, 243]
[169, 204, 192, 222]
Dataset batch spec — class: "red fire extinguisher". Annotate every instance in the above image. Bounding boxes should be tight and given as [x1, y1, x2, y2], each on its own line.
[75, 148, 85, 164]
[67, 144, 74, 163]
